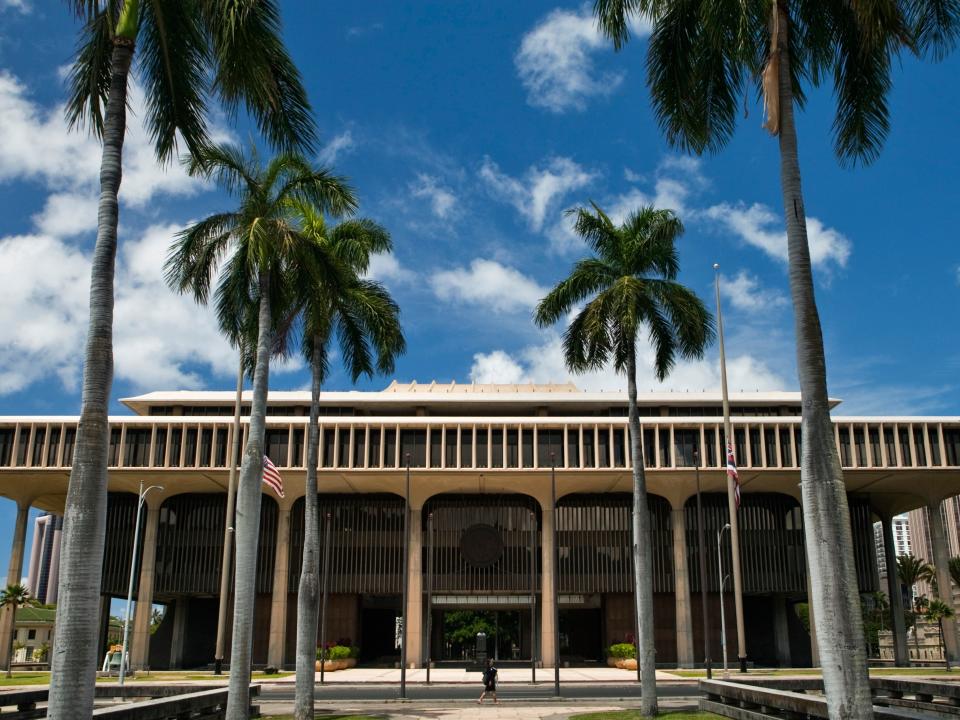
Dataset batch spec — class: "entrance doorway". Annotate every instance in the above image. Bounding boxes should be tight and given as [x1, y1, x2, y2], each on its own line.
[432, 609, 533, 665]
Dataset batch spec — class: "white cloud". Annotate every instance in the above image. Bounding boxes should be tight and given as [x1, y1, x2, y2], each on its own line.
[318, 130, 356, 166]
[367, 253, 415, 284]
[469, 331, 785, 392]
[0, 70, 219, 207]
[410, 173, 457, 219]
[479, 155, 595, 232]
[32, 192, 98, 238]
[515, 6, 650, 113]
[720, 270, 787, 312]
[705, 202, 851, 269]
[0, 0, 28, 13]
[431, 259, 546, 314]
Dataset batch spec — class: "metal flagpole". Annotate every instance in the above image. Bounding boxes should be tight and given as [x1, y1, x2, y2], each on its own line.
[426, 512, 433, 685]
[718, 524, 731, 678]
[319, 512, 332, 685]
[694, 449, 712, 679]
[400, 455, 411, 698]
[714, 264, 748, 674]
[529, 510, 537, 684]
[551, 453, 560, 697]
[214, 359, 244, 674]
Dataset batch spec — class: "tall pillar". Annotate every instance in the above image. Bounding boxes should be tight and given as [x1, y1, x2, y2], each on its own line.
[0, 501, 30, 669]
[267, 504, 292, 668]
[540, 498, 557, 668]
[170, 598, 188, 668]
[881, 514, 909, 666]
[26, 517, 43, 596]
[773, 595, 791, 667]
[672, 507, 694, 667]
[928, 499, 960, 661]
[404, 505, 423, 667]
[131, 504, 161, 669]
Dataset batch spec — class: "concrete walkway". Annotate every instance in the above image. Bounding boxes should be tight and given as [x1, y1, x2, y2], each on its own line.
[272, 666, 684, 684]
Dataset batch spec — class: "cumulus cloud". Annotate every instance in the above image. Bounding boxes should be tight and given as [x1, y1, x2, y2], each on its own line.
[720, 270, 787, 312]
[0, 0, 28, 13]
[515, 6, 650, 113]
[410, 173, 457, 219]
[469, 331, 785, 392]
[0, 71, 218, 209]
[32, 192, 98, 238]
[367, 253, 415, 284]
[431, 259, 546, 314]
[705, 202, 851, 270]
[479, 155, 595, 232]
[317, 130, 356, 166]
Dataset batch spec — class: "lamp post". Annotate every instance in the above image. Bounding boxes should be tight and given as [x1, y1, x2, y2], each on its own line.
[426, 511, 433, 685]
[400, 454, 411, 699]
[529, 510, 537, 684]
[119, 479, 164, 686]
[694, 449, 712, 679]
[551, 452, 560, 697]
[718, 523, 731, 679]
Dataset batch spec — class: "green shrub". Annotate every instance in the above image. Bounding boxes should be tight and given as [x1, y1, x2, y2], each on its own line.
[328, 645, 352, 660]
[349, 646, 360, 659]
[608, 642, 636, 659]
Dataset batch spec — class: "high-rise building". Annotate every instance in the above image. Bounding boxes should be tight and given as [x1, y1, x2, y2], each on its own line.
[26, 512, 62, 605]
[874, 514, 912, 579]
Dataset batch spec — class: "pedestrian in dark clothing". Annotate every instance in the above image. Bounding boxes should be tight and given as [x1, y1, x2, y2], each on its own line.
[478, 658, 498, 704]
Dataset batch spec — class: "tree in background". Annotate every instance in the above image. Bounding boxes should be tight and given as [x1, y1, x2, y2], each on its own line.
[927, 599, 955, 670]
[897, 554, 935, 660]
[0, 585, 36, 678]
[57, 3, 315, 716]
[535, 203, 713, 717]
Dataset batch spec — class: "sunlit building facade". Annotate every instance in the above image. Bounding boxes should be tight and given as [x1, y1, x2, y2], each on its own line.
[1, 381, 959, 669]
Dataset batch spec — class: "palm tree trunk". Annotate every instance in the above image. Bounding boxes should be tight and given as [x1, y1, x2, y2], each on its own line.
[774, 6, 872, 717]
[627, 347, 657, 717]
[47, 36, 134, 720]
[294, 336, 323, 720]
[6, 606, 16, 678]
[226, 273, 273, 720]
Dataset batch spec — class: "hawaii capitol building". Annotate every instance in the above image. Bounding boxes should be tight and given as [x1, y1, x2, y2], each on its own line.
[1, 381, 960, 670]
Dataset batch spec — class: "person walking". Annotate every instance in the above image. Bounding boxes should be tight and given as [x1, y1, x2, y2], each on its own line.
[478, 658, 498, 704]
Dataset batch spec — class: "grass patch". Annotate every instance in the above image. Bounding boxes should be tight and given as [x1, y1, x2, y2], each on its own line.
[570, 713, 720, 720]
[0, 673, 51, 686]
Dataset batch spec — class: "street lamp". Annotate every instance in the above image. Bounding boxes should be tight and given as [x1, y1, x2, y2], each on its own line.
[718, 523, 731, 679]
[119, 479, 164, 686]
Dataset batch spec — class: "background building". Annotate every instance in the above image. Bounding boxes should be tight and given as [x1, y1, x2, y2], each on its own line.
[26, 512, 62, 605]
[2, 382, 960, 670]
[874, 513, 912, 580]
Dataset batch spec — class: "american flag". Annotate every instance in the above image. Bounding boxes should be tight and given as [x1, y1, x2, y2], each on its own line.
[726, 442, 740, 509]
[262, 455, 284, 498]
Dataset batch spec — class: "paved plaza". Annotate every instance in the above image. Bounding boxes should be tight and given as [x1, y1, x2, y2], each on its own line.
[273, 667, 684, 684]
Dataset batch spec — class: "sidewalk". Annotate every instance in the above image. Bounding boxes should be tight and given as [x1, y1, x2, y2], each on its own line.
[271, 666, 685, 684]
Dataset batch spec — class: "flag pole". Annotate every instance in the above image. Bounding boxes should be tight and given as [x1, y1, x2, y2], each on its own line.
[713, 264, 748, 674]
[214, 357, 244, 674]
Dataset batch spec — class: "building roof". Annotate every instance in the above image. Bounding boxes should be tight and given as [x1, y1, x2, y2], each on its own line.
[16, 607, 56, 624]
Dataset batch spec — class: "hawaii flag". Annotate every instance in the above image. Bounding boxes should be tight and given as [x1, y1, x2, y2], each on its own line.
[726, 443, 740, 509]
[262, 455, 284, 498]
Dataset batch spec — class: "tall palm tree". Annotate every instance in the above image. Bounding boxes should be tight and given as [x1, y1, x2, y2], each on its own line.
[593, 2, 959, 715]
[898, 554, 935, 659]
[291, 208, 405, 720]
[165, 145, 355, 720]
[927, 598, 955, 670]
[57, 4, 314, 716]
[0, 584, 35, 679]
[535, 203, 713, 717]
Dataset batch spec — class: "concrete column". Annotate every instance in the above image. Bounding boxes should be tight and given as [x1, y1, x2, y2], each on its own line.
[170, 599, 188, 668]
[773, 595, 791, 668]
[540, 499, 557, 668]
[0, 501, 30, 669]
[881, 514, 909, 666]
[928, 499, 960, 661]
[46, 521, 62, 605]
[267, 504, 292, 668]
[131, 504, 161, 669]
[26, 517, 42, 596]
[672, 507, 694, 667]
[404, 505, 423, 667]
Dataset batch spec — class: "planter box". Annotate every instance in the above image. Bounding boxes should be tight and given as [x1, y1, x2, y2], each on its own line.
[314, 658, 357, 672]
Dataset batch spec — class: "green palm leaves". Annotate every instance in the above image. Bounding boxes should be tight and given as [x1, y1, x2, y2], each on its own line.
[1, 584, 35, 678]
[67, 0, 317, 158]
[535, 204, 714, 379]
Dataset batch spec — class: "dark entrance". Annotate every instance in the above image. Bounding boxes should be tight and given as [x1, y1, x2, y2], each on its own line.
[359, 600, 401, 664]
[432, 608, 534, 665]
[559, 608, 603, 662]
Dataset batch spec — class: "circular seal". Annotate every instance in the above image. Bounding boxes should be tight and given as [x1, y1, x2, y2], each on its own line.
[461, 523, 503, 568]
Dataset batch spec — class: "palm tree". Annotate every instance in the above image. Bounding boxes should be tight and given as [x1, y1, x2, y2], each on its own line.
[898, 554, 935, 659]
[593, 2, 959, 715]
[928, 599, 955, 670]
[56, 4, 314, 716]
[535, 203, 713, 717]
[0, 584, 35, 678]
[165, 145, 355, 720]
[291, 208, 405, 720]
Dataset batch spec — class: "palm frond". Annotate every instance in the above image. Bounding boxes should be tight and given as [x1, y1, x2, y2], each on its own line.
[905, 0, 960, 60]
[65, 10, 114, 137]
[164, 212, 239, 301]
[535, 258, 617, 328]
[594, 0, 652, 50]
[139, 0, 212, 161]
[186, 143, 260, 195]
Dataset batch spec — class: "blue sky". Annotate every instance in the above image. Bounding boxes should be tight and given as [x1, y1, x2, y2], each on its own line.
[0, 2, 958, 576]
